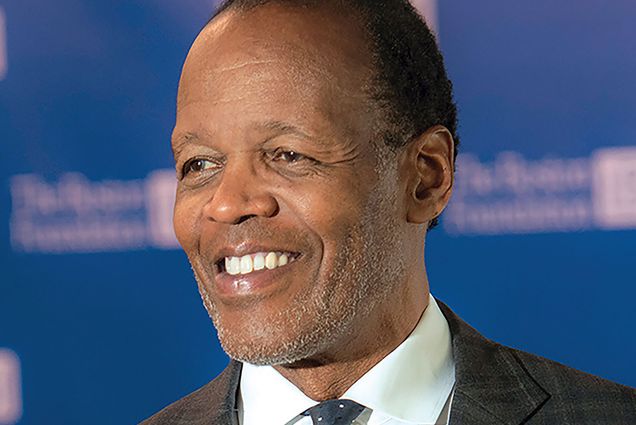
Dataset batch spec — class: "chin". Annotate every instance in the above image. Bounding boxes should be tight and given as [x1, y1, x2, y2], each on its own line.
[207, 296, 341, 366]
[215, 321, 324, 366]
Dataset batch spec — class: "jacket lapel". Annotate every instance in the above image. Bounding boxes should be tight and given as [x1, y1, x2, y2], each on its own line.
[216, 361, 242, 425]
[437, 300, 550, 425]
[186, 360, 242, 425]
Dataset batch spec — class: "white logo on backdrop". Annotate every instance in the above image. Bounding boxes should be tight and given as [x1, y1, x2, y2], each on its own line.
[9, 171, 178, 253]
[0, 7, 7, 80]
[0, 349, 21, 425]
[444, 146, 636, 235]
[7, 146, 636, 253]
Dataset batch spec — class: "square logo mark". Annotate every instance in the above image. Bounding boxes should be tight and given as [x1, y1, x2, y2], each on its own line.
[0, 349, 22, 425]
[592, 146, 636, 229]
[0, 7, 7, 80]
[145, 169, 179, 249]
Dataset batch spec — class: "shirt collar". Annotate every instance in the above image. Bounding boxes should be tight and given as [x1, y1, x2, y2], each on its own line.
[239, 294, 455, 425]
[239, 361, 316, 425]
[343, 295, 455, 423]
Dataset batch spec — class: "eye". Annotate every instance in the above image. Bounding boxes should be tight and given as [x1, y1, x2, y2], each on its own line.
[182, 158, 221, 177]
[271, 149, 311, 164]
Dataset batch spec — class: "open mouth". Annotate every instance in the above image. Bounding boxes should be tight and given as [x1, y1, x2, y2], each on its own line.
[215, 251, 301, 276]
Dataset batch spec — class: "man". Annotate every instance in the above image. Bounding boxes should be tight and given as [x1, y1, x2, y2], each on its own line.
[142, 0, 636, 423]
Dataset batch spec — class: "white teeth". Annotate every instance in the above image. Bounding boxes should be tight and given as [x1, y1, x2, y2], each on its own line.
[253, 253, 265, 271]
[228, 257, 241, 275]
[240, 255, 253, 274]
[265, 252, 277, 270]
[222, 252, 295, 276]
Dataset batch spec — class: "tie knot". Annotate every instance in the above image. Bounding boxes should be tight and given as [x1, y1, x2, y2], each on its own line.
[303, 399, 366, 425]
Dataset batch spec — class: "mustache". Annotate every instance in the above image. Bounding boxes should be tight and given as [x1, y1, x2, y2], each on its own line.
[230, 221, 308, 244]
[197, 219, 313, 259]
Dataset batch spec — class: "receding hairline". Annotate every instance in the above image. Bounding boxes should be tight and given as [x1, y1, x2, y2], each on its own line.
[188, 0, 380, 105]
[179, 0, 388, 147]
[202, 0, 374, 58]
[200, 1, 401, 126]
[207, 0, 367, 28]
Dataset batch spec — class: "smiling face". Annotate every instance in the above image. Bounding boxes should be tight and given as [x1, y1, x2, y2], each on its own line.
[172, 4, 422, 365]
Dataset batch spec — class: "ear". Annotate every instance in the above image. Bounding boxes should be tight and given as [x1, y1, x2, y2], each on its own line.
[403, 125, 455, 225]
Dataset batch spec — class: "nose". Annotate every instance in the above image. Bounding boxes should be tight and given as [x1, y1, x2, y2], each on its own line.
[202, 160, 279, 224]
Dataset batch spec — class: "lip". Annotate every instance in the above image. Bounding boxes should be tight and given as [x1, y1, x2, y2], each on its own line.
[213, 254, 302, 298]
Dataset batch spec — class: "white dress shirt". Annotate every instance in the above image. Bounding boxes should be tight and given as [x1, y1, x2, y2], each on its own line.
[238, 294, 456, 425]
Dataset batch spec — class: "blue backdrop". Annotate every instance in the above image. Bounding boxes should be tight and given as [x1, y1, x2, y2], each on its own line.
[1, 1, 634, 424]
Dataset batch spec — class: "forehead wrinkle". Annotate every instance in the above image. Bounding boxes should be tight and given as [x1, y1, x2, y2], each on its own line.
[186, 42, 359, 94]
[178, 55, 365, 122]
[212, 58, 279, 74]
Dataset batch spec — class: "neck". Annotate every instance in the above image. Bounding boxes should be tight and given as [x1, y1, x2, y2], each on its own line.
[273, 278, 429, 400]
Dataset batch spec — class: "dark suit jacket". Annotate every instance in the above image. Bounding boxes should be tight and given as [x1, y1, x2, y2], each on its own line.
[141, 300, 636, 424]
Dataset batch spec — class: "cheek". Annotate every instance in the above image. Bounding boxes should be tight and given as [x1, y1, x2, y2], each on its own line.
[291, 181, 367, 259]
[173, 192, 202, 251]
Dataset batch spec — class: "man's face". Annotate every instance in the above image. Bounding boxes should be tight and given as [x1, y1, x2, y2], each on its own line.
[172, 4, 415, 365]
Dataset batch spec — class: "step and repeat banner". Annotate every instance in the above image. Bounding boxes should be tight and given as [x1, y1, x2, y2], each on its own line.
[1, 1, 634, 423]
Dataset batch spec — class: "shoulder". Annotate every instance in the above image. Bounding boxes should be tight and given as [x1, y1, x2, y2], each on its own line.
[435, 299, 636, 423]
[508, 345, 636, 416]
[139, 361, 242, 425]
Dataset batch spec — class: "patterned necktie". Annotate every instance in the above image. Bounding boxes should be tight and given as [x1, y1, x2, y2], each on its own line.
[302, 399, 366, 425]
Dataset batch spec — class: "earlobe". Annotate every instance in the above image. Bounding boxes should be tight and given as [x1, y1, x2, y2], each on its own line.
[405, 125, 455, 224]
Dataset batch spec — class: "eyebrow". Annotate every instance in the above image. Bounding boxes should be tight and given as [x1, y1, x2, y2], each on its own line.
[171, 132, 199, 159]
[170, 120, 320, 158]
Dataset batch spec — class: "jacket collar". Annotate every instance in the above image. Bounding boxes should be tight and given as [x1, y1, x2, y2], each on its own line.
[205, 360, 242, 425]
[436, 300, 550, 425]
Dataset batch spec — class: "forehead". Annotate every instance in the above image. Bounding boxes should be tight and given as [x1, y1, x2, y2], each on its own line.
[176, 4, 375, 128]
[186, 4, 372, 80]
